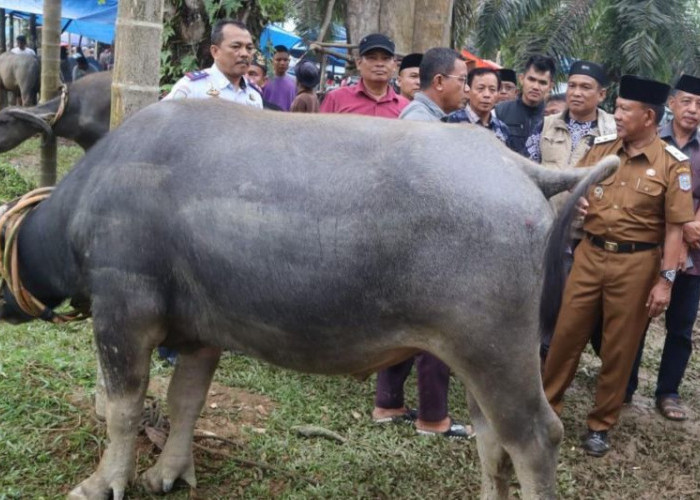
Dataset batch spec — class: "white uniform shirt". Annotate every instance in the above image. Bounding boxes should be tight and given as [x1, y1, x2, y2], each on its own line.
[10, 47, 36, 56]
[163, 62, 262, 109]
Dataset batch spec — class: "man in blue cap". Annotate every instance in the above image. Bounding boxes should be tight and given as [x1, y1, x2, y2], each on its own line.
[543, 75, 695, 456]
[626, 74, 700, 421]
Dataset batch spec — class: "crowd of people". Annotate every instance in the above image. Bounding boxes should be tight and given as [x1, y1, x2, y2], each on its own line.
[164, 19, 700, 456]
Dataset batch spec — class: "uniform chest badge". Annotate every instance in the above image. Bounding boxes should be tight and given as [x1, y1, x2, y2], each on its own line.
[249, 93, 255, 101]
[593, 186, 604, 200]
[646, 168, 656, 177]
[206, 87, 220, 97]
[679, 173, 692, 192]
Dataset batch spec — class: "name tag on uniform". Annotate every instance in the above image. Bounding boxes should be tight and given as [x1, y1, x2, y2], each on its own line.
[666, 144, 689, 162]
[594, 133, 617, 144]
[185, 70, 209, 81]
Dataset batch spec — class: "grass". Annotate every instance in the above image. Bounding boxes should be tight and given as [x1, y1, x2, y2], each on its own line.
[1, 139, 700, 498]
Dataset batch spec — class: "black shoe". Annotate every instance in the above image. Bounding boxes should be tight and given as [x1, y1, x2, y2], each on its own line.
[582, 429, 610, 457]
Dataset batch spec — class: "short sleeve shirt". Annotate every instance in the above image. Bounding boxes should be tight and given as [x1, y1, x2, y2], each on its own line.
[163, 63, 263, 109]
[319, 79, 408, 118]
[578, 135, 694, 243]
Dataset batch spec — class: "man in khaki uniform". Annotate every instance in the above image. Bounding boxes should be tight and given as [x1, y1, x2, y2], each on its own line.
[542, 75, 695, 457]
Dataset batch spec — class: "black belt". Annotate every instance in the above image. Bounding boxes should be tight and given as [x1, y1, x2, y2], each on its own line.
[587, 233, 659, 253]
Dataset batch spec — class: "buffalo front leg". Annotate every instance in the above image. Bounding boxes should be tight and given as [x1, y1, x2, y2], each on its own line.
[68, 339, 152, 499]
[142, 346, 222, 493]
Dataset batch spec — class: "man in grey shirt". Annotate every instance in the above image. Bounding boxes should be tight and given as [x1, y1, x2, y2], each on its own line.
[372, 47, 471, 439]
[399, 47, 468, 122]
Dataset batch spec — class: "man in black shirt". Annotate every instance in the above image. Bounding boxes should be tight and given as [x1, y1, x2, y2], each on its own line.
[495, 55, 555, 156]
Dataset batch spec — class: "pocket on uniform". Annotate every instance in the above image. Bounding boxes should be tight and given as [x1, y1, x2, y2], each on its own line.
[629, 177, 664, 214]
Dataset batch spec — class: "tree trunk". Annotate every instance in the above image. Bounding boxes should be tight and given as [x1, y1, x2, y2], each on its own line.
[39, 0, 61, 188]
[411, 0, 453, 52]
[379, 0, 415, 55]
[110, 0, 164, 128]
[1, 10, 6, 53]
[345, 0, 454, 55]
[345, 0, 380, 47]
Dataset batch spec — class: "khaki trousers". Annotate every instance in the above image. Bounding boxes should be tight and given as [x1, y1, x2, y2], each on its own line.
[543, 237, 661, 431]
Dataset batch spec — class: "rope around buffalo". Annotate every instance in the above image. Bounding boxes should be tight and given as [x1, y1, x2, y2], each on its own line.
[0, 188, 88, 323]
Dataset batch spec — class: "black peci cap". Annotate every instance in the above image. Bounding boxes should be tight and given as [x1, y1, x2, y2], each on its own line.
[358, 33, 395, 56]
[569, 60, 608, 86]
[273, 45, 289, 53]
[619, 75, 670, 106]
[498, 68, 516, 84]
[399, 53, 423, 73]
[674, 74, 700, 96]
[295, 61, 320, 88]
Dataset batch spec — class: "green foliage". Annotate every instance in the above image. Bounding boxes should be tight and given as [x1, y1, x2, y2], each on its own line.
[160, 0, 292, 91]
[469, 0, 700, 87]
[0, 163, 35, 202]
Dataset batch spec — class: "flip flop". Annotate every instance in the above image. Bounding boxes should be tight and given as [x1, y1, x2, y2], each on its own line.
[372, 407, 418, 424]
[656, 396, 688, 421]
[416, 418, 475, 439]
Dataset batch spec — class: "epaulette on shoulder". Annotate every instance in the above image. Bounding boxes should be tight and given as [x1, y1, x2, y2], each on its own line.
[185, 70, 209, 81]
[594, 133, 617, 145]
[665, 144, 689, 162]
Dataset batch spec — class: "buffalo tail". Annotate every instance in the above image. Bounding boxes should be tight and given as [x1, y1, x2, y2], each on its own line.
[539, 155, 619, 345]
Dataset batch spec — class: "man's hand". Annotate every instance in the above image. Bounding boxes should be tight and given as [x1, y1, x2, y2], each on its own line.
[646, 280, 672, 317]
[576, 197, 589, 217]
[682, 221, 700, 249]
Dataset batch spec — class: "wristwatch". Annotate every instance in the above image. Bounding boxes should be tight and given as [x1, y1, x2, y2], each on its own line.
[660, 269, 677, 284]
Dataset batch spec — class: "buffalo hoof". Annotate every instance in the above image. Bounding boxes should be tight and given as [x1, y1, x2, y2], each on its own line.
[141, 455, 196, 493]
[67, 473, 126, 500]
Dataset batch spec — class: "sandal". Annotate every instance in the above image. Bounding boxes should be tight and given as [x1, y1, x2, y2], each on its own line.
[372, 407, 418, 424]
[416, 419, 475, 439]
[656, 396, 688, 421]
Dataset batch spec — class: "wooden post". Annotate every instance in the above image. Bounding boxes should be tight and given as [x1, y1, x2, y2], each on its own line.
[29, 14, 37, 52]
[110, 0, 165, 128]
[39, 0, 61, 188]
[94, 0, 165, 420]
[0, 10, 6, 53]
[8, 13, 13, 48]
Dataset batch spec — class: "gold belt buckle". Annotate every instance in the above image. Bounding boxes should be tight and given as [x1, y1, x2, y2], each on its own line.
[604, 240, 619, 252]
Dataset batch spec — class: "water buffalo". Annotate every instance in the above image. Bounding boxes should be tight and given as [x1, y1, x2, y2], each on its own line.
[0, 100, 617, 499]
[0, 71, 111, 152]
[0, 52, 39, 106]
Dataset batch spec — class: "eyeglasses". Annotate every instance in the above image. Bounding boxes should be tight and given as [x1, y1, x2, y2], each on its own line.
[441, 74, 469, 86]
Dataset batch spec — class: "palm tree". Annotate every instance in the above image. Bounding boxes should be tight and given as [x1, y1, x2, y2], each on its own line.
[468, 0, 700, 84]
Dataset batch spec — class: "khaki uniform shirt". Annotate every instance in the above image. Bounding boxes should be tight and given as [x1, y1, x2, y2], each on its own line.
[579, 135, 694, 243]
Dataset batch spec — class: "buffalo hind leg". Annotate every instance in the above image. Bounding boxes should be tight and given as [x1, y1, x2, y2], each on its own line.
[441, 339, 562, 499]
[466, 390, 513, 499]
[67, 337, 153, 499]
[142, 346, 222, 493]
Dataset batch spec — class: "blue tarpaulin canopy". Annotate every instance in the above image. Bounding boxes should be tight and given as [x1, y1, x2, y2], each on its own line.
[258, 24, 302, 57]
[1, 0, 117, 43]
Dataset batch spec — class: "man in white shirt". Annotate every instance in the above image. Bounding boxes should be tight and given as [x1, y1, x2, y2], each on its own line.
[164, 19, 262, 108]
[10, 35, 36, 56]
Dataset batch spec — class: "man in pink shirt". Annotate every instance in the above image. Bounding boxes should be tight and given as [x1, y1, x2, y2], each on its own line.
[319, 33, 408, 117]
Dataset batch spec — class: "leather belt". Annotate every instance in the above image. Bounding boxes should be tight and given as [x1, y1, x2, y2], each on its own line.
[587, 233, 659, 253]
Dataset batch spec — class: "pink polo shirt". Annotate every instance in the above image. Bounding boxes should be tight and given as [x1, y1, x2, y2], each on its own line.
[319, 79, 409, 118]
